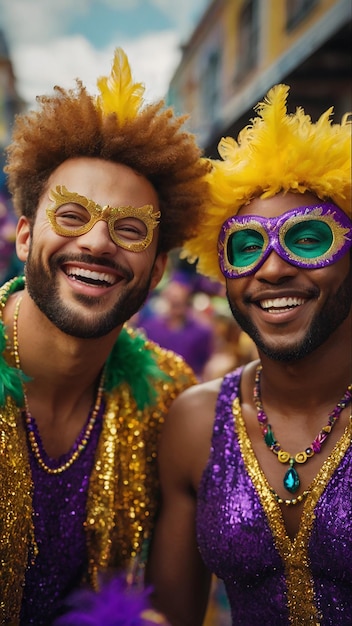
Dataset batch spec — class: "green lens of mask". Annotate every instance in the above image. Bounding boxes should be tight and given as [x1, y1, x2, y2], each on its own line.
[284, 220, 333, 259]
[228, 228, 265, 268]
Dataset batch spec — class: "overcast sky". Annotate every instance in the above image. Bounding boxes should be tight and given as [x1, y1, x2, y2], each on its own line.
[0, 0, 210, 109]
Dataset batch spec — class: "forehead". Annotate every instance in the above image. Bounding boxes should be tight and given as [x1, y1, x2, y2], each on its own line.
[238, 191, 321, 218]
[44, 157, 159, 210]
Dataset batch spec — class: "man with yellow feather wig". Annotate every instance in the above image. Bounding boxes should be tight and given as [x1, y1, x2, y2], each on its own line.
[0, 48, 210, 624]
[148, 85, 352, 625]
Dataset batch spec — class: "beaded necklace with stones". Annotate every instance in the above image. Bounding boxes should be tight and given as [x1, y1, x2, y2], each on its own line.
[12, 295, 105, 474]
[253, 364, 352, 495]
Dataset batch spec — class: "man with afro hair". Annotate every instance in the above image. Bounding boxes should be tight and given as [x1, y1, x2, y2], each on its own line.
[0, 48, 209, 625]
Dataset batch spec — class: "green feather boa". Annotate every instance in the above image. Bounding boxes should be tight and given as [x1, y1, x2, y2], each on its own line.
[0, 276, 29, 407]
[0, 276, 169, 410]
[0, 321, 28, 406]
[105, 327, 169, 409]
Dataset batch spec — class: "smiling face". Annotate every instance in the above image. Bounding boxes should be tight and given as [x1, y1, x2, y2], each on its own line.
[16, 157, 166, 338]
[225, 192, 352, 362]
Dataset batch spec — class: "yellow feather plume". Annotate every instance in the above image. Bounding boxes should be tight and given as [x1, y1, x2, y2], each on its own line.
[96, 48, 145, 122]
[182, 84, 351, 282]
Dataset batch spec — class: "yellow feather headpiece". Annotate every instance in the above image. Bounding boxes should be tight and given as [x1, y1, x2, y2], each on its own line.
[96, 48, 145, 122]
[183, 84, 351, 282]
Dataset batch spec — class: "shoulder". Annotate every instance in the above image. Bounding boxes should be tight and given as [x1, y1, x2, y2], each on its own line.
[166, 362, 255, 433]
[170, 377, 222, 412]
[157, 378, 222, 490]
[166, 368, 244, 428]
[162, 377, 222, 446]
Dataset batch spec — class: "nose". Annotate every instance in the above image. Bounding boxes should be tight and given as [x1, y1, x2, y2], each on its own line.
[76, 220, 117, 256]
[254, 250, 298, 284]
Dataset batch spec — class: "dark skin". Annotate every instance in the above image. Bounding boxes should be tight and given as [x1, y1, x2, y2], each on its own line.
[147, 192, 352, 626]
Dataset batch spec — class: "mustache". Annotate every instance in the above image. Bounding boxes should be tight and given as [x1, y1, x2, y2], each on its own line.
[242, 285, 320, 304]
[49, 253, 133, 281]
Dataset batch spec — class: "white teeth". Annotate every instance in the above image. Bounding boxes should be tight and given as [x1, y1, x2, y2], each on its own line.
[67, 267, 115, 284]
[260, 297, 305, 310]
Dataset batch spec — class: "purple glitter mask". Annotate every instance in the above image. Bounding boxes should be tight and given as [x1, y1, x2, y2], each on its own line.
[218, 203, 352, 278]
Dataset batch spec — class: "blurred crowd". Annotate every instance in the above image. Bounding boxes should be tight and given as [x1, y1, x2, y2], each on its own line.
[0, 172, 23, 283]
[132, 263, 257, 384]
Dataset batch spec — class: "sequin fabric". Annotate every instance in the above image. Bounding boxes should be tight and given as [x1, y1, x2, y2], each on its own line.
[19, 402, 104, 625]
[0, 280, 197, 625]
[196, 368, 352, 626]
[0, 397, 34, 624]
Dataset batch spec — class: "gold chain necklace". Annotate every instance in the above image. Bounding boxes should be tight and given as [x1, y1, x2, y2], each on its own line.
[12, 296, 105, 474]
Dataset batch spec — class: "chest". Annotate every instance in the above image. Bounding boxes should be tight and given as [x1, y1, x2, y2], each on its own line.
[196, 375, 352, 570]
[196, 424, 352, 579]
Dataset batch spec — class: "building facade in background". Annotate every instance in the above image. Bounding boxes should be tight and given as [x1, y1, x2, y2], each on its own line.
[0, 30, 24, 281]
[167, 0, 351, 156]
[0, 29, 24, 154]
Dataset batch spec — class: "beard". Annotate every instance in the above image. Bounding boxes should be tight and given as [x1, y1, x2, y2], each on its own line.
[25, 248, 153, 339]
[226, 265, 352, 362]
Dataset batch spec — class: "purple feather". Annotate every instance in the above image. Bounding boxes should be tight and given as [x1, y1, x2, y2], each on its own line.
[54, 576, 167, 625]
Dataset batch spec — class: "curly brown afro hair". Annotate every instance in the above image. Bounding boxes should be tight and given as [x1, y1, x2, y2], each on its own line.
[5, 81, 210, 254]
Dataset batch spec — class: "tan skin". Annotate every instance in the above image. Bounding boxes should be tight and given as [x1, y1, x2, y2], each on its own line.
[147, 192, 352, 626]
[3, 157, 166, 458]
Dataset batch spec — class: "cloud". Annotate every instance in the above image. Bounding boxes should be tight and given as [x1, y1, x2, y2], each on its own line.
[10, 30, 180, 108]
[0, 0, 79, 44]
[118, 31, 181, 101]
[0, 0, 208, 110]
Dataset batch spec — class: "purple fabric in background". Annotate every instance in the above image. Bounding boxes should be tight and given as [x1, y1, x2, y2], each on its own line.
[141, 315, 213, 378]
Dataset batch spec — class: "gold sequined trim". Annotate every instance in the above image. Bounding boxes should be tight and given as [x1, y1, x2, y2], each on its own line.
[234, 397, 352, 626]
[1, 280, 36, 624]
[0, 398, 35, 624]
[86, 344, 196, 588]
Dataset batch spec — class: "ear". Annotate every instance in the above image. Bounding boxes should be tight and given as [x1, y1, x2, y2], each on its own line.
[16, 216, 32, 262]
[150, 252, 168, 290]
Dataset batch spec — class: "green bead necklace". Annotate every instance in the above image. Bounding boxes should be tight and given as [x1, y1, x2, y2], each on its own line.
[254, 364, 352, 495]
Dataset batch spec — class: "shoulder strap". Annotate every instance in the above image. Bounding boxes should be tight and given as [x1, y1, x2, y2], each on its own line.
[213, 366, 244, 432]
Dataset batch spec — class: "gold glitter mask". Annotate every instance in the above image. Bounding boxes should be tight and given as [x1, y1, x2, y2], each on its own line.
[46, 185, 161, 252]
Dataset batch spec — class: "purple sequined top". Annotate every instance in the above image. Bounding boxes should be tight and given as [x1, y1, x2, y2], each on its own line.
[19, 402, 104, 626]
[196, 369, 352, 625]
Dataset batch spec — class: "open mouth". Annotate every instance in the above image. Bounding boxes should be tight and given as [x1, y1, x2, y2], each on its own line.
[258, 297, 306, 313]
[64, 267, 117, 287]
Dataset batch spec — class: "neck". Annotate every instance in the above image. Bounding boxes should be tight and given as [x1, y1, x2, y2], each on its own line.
[8, 289, 120, 385]
[257, 315, 351, 408]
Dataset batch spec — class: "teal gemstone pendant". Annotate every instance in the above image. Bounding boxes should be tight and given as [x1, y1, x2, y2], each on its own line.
[253, 364, 352, 500]
[264, 424, 276, 447]
[283, 463, 300, 494]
